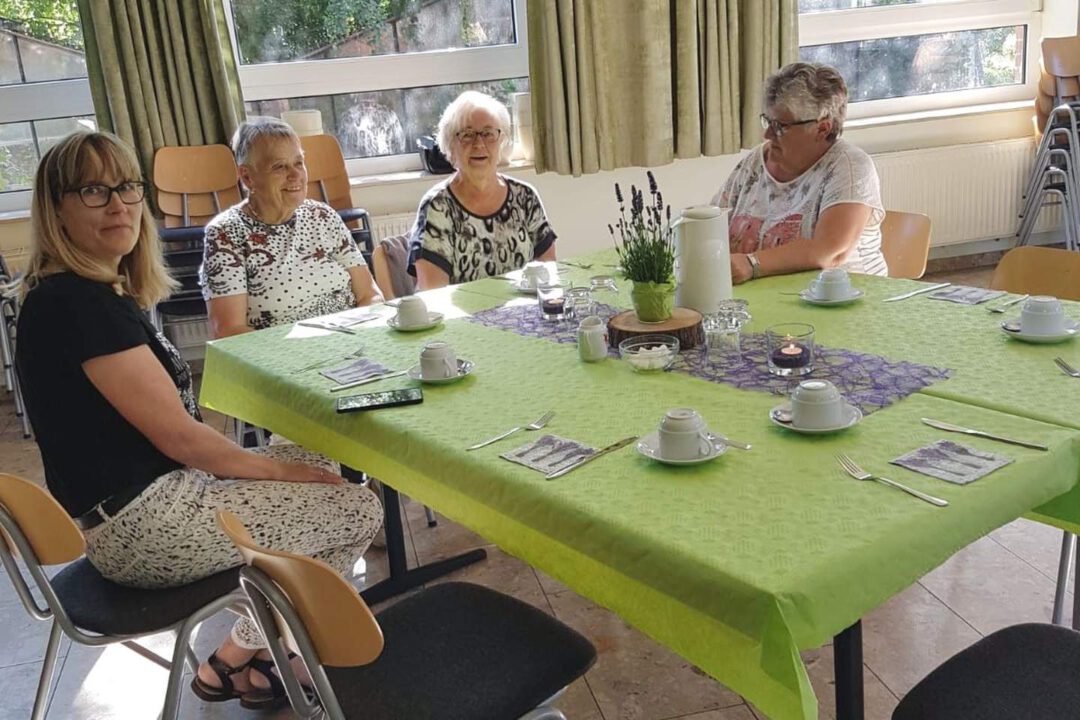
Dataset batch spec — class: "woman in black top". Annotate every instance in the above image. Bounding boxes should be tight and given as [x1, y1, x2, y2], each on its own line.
[16, 132, 383, 710]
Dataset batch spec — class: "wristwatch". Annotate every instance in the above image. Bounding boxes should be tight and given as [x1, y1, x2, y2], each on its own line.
[746, 253, 761, 280]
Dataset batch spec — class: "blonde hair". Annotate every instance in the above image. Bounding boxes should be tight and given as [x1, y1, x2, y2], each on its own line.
[436, 91, 513, 167]
[24, 131, 177, 309]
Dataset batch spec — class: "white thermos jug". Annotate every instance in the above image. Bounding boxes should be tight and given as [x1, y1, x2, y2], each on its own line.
[673, 206, 732, 314]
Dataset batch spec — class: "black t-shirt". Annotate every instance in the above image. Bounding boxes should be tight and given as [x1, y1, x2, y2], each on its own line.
[16, 272, 202, 517]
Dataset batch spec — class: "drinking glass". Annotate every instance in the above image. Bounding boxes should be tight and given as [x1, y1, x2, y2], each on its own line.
[565, 287, 594, 317]
[703, 299, 751, 362]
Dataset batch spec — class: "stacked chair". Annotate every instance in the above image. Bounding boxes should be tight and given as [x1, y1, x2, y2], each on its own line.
[0, 256, 30, 438]
[1018, 37, 1080, 250]
[299, 134, 376, 265]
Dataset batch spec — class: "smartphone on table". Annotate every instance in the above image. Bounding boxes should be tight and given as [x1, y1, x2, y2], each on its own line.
[336, 388, 423, 413]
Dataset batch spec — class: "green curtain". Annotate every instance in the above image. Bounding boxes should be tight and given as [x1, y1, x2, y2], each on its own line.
[528, 0, 798, 176]
[77, 0, 244, 179]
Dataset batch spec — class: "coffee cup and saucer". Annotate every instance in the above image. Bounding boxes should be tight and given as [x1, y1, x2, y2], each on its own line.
[512, 262, 559, 295]
[1001, 296, 1079, 344]
[769, 380, 862, 434]
[798, 268, 863, 306]
[636, 408, 727, 465]
[388, 295, 444, 332]
[407, 341, 475, 384]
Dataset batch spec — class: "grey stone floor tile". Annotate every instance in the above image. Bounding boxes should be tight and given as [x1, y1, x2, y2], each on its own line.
[0, 660, 63, 720]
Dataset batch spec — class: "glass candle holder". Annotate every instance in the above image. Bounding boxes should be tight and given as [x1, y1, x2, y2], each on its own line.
[538, 286, 570, 321]
[565, 287, 594, 317]
[765, 322, 814, 376]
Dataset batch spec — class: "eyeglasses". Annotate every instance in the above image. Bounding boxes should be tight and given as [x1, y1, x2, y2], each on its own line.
[455, 128, 502, 145]
[759, 114, 818, 137]
[66, 181, 147, 208]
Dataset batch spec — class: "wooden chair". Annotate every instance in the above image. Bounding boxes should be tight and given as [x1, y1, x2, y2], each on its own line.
[0, 474, 242, 720]
[299, 134, 374, 257]
[153, 144, 241, 229]
[370, 234, 415, 301]
[880, 210, 932, 279]
[990, 246, 1080, 301]
[1042, 36, 1080, 108]
[217, 511, 596, 720]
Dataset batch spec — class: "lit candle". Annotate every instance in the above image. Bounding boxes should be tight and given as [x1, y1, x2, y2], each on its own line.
[770, 336, 809, 369]
[541, 298, 566, 315]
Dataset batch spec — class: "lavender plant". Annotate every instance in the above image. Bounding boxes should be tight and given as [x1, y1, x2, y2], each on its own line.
[608, 171, 675, 285]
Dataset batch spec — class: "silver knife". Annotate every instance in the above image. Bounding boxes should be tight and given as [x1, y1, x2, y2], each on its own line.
[545, 436, 638, 479]
[330, 370, 408, 392]
[882, 282, 951, 303]
[298, 321, 357, 335]
[711, 433, 752, 451]
[921, 418, 1049, 451]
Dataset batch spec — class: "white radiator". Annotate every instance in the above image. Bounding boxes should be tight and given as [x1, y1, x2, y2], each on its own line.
[873, 138, 1061, 246]
[369, 213, 416, 242]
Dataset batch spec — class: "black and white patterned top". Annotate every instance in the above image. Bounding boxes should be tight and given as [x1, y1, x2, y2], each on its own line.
[407, 175, 556, 284]
[200, 199, 366, 329]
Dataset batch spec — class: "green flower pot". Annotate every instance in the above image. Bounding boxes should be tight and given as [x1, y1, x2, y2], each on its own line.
[630, 281, 676, 323]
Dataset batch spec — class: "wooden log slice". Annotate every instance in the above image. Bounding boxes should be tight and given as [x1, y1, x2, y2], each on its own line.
[607, 307, 705, 349]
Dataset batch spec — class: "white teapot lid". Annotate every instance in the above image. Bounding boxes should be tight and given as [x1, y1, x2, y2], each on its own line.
[679, 205, 726, 220]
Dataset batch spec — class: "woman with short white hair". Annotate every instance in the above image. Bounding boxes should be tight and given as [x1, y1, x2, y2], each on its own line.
[714, 62, 887, 283]
[410, 91, 557, 289]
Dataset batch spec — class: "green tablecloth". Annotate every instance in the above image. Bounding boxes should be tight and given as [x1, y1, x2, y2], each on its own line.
[200, 269, 1080, 720]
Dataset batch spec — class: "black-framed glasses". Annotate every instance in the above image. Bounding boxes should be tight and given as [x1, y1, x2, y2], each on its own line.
[759, 114, 818, 137]
[66, 181, 147, 208]
[456, 128, 502, 145]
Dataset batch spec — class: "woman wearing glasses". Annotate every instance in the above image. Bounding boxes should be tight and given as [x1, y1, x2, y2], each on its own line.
[16, 132, 381, 709]
[410, 91, 557, 289]
[714, 62, 887, 283]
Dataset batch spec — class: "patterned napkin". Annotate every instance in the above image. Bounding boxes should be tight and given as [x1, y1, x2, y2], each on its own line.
[501, 435, 597, 474]
[320, 358, 391, 384]
[890, 440, 1013, 485]
[927, 286, 1006, 305]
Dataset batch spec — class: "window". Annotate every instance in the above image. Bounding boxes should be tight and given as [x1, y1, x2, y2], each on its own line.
[224, 0, 529, 174]
[798, 0, 1041, 119]
[0, 7, 95, 209]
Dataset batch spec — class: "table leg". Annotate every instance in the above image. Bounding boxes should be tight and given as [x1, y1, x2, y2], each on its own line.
[834, 620, 864, 720]
[344, 468, 487, 605]
[1073, 535, 1080, 630]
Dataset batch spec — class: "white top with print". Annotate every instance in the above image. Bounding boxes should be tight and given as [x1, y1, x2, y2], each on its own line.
[712, 139, 887, 276]
[200, 199, 365, 329]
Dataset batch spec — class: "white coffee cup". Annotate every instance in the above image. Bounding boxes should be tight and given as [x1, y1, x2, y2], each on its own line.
[789, 380, 844, 429]
[396, 295, 429, 328]
[658, 408, 712, 461]
[809, 268, 852, 301]
[420, 341, 458, 380]
[577, 315, 608, 362]
[521, 262, 550, 289]
[1020, 295, 1066, 336]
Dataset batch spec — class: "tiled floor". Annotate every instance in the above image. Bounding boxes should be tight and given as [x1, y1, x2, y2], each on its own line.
[2, 263, 1064, 720]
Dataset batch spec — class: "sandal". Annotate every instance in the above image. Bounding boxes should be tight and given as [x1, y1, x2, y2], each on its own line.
[241, 653, 313, 711]
[189, 652, 250, 703]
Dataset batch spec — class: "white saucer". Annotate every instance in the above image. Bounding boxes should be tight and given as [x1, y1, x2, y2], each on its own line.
[768, 402, 863, 434]
[798, 288, 863, 306]
[1001, 317, 1079, 344]
[388, 312, 445, 332]
[635, 431, 728, 465]
[512, 280, 560, 295]
[406, 358, 475, 384]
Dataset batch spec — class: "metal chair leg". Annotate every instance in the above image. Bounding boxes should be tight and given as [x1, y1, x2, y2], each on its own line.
[1053, 531, 1075, 625]
[424, 506, 438, 527]
[31, 621, 63, 720]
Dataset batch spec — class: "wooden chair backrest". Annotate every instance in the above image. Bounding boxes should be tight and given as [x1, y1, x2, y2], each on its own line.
[880, 211, 932, 280]
[1043, 36, 1080, 80]
[990, 246, 1080, 301]
[0, 474, 84, 565]
[299, 135, 353, 213]
[216, 511, 384, 666]
[153, 145, 241, 228]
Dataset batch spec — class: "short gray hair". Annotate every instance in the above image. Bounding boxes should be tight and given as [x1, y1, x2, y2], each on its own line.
[436, 91, 512, 167]
[231, 117, 298, 166]
[764, 62, 848, 141]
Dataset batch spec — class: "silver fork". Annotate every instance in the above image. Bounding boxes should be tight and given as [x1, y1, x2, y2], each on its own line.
[835, 453, 949, 507]
[290, 347, 365, 375]
[467, 411, 556, 450]
[560, 261, 594, 270]
[1055, 357, 1080, 378]
[988, 294, 1029, 313]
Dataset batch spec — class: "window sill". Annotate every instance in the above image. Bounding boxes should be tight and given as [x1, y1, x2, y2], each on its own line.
[846, 99, 1032, 130]
[0, 210, 31, 225]
[350, 158, 536, 189]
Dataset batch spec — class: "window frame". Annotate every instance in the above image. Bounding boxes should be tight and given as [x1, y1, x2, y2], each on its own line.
[222, 0, 530, 177]
[799, 0, 1042, 119]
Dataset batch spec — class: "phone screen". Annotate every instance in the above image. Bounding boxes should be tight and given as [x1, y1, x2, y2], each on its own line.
[336, 388, 424, 413]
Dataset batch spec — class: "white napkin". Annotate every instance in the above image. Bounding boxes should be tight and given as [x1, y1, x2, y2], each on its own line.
[890, 440, 1012, 485]
[320, 358, 391, 384]
[501, 435, 596, 474]
[927, 286, 1005, 305]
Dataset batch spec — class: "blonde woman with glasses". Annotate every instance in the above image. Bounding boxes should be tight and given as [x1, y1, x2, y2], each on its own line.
[713, 62, 887, 283]
[16, 132, 382, 711]
[410, 91, 558, 289]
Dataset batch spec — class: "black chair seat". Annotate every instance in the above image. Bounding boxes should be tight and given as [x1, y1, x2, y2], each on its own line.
[894, 623, 1080, 720]
[51, 559, 239, 636]
[325, 582, 596, 720]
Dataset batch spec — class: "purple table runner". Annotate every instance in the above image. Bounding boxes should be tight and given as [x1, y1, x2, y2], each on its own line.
[466, 302, 953, 415]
